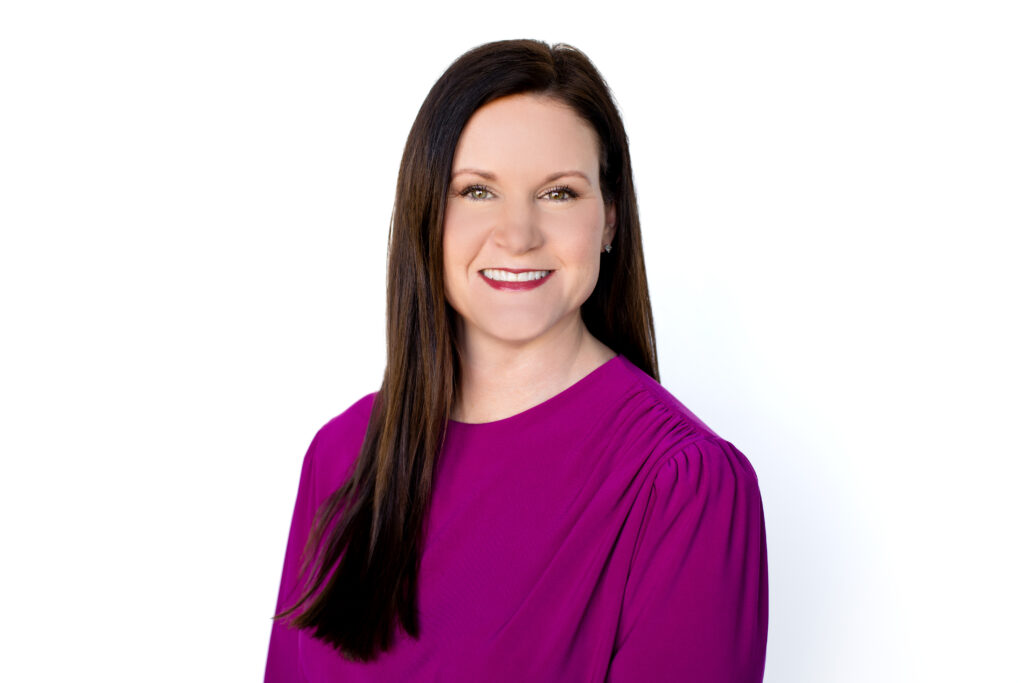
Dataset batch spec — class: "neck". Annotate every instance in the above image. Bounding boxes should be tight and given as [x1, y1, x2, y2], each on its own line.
[452, 314, 616, 423]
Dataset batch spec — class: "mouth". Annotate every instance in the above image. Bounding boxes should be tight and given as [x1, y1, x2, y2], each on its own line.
[479, 268, 554, 291]
[480, 268, 553, 282]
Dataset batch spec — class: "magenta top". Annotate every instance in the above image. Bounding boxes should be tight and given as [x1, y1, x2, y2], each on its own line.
[265, 355, 768, 682]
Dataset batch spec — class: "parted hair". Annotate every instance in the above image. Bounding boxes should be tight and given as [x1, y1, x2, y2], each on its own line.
[275, 38, 659, 662]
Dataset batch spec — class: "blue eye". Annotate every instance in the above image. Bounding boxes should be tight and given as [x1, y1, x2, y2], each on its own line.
[543, 186, 579, 202]
[460, 185, 494, 200]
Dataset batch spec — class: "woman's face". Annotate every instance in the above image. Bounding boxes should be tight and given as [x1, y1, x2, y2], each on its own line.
[442, 93, 615, 352]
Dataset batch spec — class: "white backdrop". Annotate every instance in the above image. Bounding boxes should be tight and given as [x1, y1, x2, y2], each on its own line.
[1, 1, 1021, 681]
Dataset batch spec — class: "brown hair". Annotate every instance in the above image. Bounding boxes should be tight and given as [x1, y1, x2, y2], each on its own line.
[276, 38, 658, 662]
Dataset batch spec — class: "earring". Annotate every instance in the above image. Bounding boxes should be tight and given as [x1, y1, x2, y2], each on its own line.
[602, 244, 612, 254]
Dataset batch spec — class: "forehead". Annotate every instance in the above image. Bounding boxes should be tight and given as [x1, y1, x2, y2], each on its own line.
[452, 94, 600, 175]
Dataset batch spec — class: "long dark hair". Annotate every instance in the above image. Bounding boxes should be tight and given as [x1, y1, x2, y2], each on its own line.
[276, 39, 659, 662]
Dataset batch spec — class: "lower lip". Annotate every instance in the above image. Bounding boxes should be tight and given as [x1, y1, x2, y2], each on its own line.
[480, 271, 553, 291]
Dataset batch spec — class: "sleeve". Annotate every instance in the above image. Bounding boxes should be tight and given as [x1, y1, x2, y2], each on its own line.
[607, 437, 769, 683]
[264, 431, 321, 683]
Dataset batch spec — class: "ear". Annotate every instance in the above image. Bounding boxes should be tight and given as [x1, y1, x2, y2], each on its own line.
[602, 202, 617, 246]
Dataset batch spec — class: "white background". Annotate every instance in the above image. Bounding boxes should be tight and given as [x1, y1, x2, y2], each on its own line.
[1, 1, 1021, 681]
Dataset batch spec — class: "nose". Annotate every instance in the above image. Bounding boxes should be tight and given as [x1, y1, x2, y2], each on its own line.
[492, 197, 543, 254]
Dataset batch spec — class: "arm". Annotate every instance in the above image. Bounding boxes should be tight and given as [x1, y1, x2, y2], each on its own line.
[264, 432, 321, 683]
[608, 438, 769, 683]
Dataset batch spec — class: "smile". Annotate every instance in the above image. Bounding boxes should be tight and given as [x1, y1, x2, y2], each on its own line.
[481, 269, 551, 282]
[479, 268, 553, 291]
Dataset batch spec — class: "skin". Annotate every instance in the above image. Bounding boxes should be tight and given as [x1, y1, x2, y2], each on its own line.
[442, 93, 617, 423]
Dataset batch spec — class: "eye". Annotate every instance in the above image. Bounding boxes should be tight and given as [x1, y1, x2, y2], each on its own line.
[459, 184, 495, 201]
[541, 186, 579, 202]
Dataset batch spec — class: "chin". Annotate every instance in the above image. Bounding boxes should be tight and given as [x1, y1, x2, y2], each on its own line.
[480, 325, 549, 346]
[476, 312, 572, 346]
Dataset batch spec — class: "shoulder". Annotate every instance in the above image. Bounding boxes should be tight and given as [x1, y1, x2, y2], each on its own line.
[304, 392, 377, 502]
[612, 356, 719, 444]
[314, 391, 377, 452]
[653, 437, 761, 505]
[611, 357, 760, 484]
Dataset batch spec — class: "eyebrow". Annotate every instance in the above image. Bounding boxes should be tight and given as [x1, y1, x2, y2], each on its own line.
[451, 168, 593, 186]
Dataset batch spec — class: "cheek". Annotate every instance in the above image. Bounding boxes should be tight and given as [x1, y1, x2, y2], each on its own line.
[442, 206, 482, 300]
[442, 204, 479, 258]
[551, 205, 605, 265]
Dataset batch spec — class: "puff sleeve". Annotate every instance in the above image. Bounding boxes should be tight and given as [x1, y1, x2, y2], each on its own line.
[264, 432, 320, 683]
[608, 437, 769, 682]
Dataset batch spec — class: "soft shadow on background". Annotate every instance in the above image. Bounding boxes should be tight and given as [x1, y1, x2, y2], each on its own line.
[1, 2, 1020, 681]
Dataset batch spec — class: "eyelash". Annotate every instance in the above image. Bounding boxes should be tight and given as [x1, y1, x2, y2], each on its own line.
[457, 184, 579, 202]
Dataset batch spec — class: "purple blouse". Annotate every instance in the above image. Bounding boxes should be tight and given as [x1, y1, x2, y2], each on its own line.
[265, 355, 768, 681]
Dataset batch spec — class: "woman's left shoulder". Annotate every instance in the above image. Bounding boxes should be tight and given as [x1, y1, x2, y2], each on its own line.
[612, 357, 759, 482]
[611, 358, 716, 438]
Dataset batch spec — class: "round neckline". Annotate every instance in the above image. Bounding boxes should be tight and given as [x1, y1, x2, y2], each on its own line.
[448, 354, 626, 429]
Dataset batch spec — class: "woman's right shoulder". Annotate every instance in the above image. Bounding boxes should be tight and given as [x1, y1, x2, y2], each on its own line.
[304, 391, 377, 496]
[316, 391, 377, 446]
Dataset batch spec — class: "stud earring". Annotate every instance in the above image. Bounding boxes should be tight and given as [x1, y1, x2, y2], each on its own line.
[602, 244, 612, 254]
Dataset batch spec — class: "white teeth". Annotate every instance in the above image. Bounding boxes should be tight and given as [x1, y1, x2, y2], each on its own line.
[482, 269, 552, 282]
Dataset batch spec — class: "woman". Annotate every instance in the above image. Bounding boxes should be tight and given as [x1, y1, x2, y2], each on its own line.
[265, 39, 768, 682]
